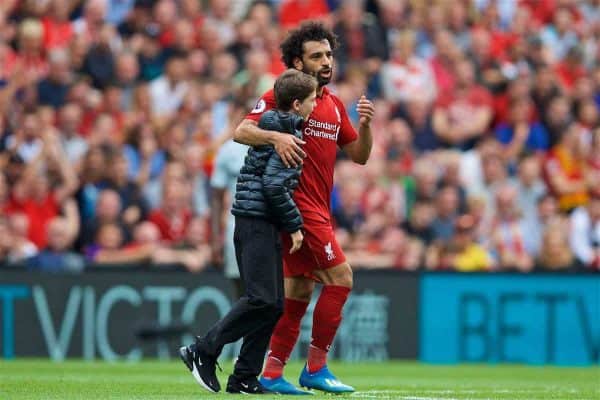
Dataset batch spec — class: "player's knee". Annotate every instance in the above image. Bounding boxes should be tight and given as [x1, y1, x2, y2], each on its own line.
[287, 288, 312, 302]
[331, 263, 353, 288]
[285, 280, 314, 302]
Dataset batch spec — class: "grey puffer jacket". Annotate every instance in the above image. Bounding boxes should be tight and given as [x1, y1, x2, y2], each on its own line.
[231, 110, 304, 233]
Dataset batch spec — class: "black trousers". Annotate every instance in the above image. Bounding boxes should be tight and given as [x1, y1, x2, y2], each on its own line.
[202, 216, 284, 378]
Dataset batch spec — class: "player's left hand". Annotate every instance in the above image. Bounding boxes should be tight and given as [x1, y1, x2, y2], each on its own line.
[357, 95, 374, 126]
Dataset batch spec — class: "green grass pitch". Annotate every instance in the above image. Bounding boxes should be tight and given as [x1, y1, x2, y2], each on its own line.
[1, 360, 598, 399]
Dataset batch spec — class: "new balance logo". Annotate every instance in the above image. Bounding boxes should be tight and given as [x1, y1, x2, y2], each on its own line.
[325, 242, 336, 261]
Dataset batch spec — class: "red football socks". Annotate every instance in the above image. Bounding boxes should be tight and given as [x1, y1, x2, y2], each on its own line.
[307, 344, 327, 374]
[262, 354, 284, 379]
[307, 285, 351, 373]
[263, 298, 309, 378]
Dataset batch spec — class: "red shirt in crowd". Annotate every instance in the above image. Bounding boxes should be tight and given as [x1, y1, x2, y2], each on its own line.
[435, 85, 494, 126]
[147, 208, 192, 243]
[42, 17, 73, 50]
[493, 93, 538, 127]
[245, 87, 357, 224]
[279, 0, 329, 30]
[429, 56, 455, 94]
[5, 192, 59, 248]
[555, 62, 587, 92]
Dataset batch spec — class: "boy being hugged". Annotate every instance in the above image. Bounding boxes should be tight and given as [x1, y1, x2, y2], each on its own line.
[180, 69, 317, 394]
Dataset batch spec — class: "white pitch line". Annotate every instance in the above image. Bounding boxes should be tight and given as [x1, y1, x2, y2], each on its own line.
[349, 389, 574, 400]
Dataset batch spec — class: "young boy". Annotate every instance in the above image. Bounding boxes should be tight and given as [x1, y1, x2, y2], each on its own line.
[179, 69, 318, 394]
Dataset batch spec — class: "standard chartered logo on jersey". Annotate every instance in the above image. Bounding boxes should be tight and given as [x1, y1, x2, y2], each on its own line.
[294, 290, 390, 361]
[304, 119, 340, 141]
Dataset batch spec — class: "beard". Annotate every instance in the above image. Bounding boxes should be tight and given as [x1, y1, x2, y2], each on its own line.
[304, 67, 332, 87]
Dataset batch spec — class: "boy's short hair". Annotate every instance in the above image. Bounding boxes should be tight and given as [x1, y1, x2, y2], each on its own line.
[273, 69, 317, 111]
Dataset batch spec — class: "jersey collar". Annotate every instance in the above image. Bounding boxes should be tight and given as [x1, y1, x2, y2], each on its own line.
[318, 86, 330, 98]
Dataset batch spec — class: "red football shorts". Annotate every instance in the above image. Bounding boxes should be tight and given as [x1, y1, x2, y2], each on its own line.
[281, 222, 346, 278]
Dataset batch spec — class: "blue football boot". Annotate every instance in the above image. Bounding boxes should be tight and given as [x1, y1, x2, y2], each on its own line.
[298, 364, 355, 393]
[259, 376, 314, 395]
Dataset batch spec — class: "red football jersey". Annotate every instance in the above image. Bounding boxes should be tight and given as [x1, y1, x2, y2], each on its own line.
[246, 87, 358, 224]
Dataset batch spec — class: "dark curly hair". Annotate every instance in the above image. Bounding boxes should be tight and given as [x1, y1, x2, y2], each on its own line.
[280, 21, 338, 68]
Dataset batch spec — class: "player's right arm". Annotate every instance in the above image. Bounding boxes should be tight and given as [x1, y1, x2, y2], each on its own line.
[233, 92, 306, 168]
[234, 119, 306, 168]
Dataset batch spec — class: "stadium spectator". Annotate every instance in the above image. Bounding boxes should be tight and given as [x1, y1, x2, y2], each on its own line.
[97, 150, 148, 228]
[147, 180, 192, 244]
[439, 154, 467, 213]
[149, 54, 190, 116]
[233, 49, 276, 101]
[554, 46, 588, 95]
[412, 159, 439, 205]
[79, 188, 129, 249]
[428, 214, 493, 272]
[76, 145, 107, 220]
[541, 95, 572, 146]
[278, 0, 329, 30]
[42, 0, 75, 51]
[433, 57, 493, 150]
[5, 110, 44, 163]
[347, 227, 422, 271]
[431, 185, 460, 242]
[122, 123, 164, 183]
[522, 193, 561, 257]
[153, 216, 211, 272]
[82, 25, 117, 90]
[333, 0, 385, 82]
[531, 65, 561, 116]
[12, 18, 47, 80]
[182, 143, 209, 217]
[384, 118, 414, 177]
[73, 0, 108, 44]
[57, 102, 88, 164]
[540, 6, 578, 62]
[402, 201, 435, 246]
[113, 51, 139, 110]
[381, 30, 437, 106]
[25, 216, 85, 272]
[495, 97, 549, 163]
[536, 219, 578, 271]
[86, 221, 152, 264]
[429, 29, 461, 94]
[6, 130, 78, 248]
[569, 192, 600, 269]
[515, 156, 547, 224]
[7, 213, 38, 263]
[489, 185, 533, 272]
[37, 49, 73, 108]
[137, 26, 168, 81]
[543, 123, 589, 213]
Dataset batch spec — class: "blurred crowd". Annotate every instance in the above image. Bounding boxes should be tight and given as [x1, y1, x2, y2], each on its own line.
[0, 0, 599, 273]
